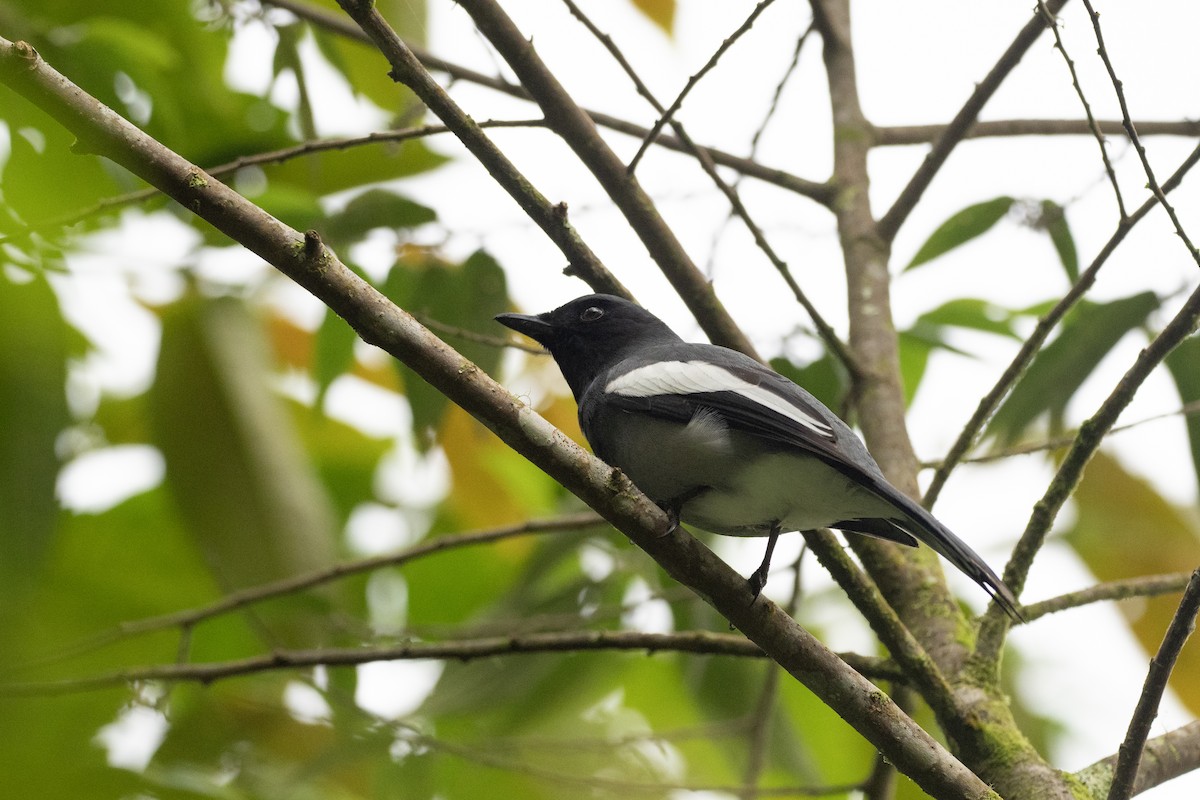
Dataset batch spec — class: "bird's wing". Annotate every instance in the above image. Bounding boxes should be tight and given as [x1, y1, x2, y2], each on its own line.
[597, 348, 849, 463]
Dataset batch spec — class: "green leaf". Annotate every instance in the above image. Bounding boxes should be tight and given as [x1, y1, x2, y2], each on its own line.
[770, 354, 848, 414]
[904, 196, 1015, 271]
[987, 292, 1160, 444]
[1039, 199, 1079, 283]
[313, 307, 360, 411]
[0, 267, 69, 601]
[917, 298, 1022, 339]
[321, 189, 437, 249]
[308, 0, 427, 113]
[149, 294, 343, 647]
[384, 250, 509, 451]
[1164, 334, 1200, 498]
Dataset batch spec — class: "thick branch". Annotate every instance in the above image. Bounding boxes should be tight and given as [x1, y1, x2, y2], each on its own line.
[812, 0, 970, 671]
[0, 36, 994, 800]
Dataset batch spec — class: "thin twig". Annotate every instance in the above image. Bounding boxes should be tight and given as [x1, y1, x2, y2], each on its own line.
[416, 312, 547, 353]
[1082, 0, 1200, 265]
[923, 141, 1200, 507]
[739, 664, 781, 800]
[1020, 572, 1194, 623]
[331, 0, 630, 298]
[0, 119, 547, 245]
[455, 0, 761, 358]
[1037, 0, 1127, 219]
[0, 631, 903, 697]
[559, 0, 855, 373]
[1078, 720, 1200, 797]
[976, 282, 1200, 663]
[260, 0, 835, 204]
[1107, 569, 1200, 800]
[383, 714, 866, 798]
[877, 0, 1069, 243]
[920, 399, 1200, 469]
[626, 0, 780, 174]
[705, 24, 814, 275]
[22, 513, 601, 669]
[874, 118, 1200, 146]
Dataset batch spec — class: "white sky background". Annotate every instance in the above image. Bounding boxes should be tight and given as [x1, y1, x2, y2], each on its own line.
[40, 0, 1200, 796]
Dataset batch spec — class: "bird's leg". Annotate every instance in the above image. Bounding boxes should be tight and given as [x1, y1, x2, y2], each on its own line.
[657, 486, 707, 537]
[747, 522, 781, 599]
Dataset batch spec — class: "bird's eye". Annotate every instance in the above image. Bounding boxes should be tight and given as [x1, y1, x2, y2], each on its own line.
[580, 306, 604, 322]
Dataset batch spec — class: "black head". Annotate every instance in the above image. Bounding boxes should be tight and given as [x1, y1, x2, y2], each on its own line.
[495, 294, 681, 399]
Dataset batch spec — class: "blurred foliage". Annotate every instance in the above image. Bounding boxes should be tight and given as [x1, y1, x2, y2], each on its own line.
[1064, 452, 1200, 714]
[0, 1, 1197, 799]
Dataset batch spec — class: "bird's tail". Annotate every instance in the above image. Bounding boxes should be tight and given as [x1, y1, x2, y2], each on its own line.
[884, 490, 1023, 621]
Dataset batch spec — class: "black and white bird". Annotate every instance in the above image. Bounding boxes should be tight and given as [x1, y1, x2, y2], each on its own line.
[496, 294, 1020, 619]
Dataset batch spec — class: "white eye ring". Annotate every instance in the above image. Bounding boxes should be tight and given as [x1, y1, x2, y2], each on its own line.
[580, 306, 604, 322]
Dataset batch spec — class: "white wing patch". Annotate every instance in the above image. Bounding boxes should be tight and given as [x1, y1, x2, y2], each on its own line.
[605, 360, 834, 439]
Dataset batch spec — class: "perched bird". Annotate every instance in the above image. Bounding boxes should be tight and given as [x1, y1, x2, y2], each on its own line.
[496, 294, 1020, 618]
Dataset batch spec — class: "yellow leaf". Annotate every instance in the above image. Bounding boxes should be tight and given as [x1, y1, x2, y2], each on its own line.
[1064, 452, 1200, 713]
[630, 0, 676, 35]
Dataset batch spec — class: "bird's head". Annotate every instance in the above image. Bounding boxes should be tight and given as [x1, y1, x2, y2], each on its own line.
[495, 294, 680, 398]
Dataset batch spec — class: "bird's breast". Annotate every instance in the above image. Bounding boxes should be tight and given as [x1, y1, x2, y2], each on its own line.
[589, 408, 895, 536]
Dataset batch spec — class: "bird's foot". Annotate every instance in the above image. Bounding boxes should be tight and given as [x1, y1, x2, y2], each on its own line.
[657, 503, 682, 537]
[746, 567, 769, 600]
[746, 522, 782, 602]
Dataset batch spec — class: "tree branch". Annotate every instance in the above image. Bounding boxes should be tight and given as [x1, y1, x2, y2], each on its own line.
[976, 282, 1200, 661]
[0, 118, 548, 244]
[873, 118, 1200, 146]
[261, 0, 835, 204]
[1037, 0, 1127, 218]
[876, 0, 1069, 243]
[22, 513, 603, 668]
[0, 629, 906, 696]
[812, 0, 971, 672]
[923, 140, 1200, 507]
[1020, 573, 1195, 623]
[318, 1, 630, 299]
[1079, 720, 1200, 798]
[0, 35, 994, 800]
[1107, 569, 1200, 800]
[559, 0, 855, 373]
[1082, 0, 1200, 265]
[626, 0, 779, 174]
[417, 0, 761, 357]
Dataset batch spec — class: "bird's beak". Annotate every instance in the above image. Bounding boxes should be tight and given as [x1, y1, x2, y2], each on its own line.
[495, 311, 555, 345]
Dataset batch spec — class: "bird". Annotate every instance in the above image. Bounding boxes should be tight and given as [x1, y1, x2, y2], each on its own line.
[496, 293, 1021, 619]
